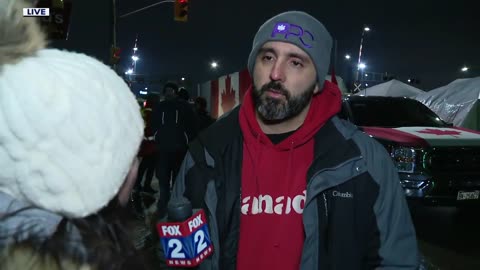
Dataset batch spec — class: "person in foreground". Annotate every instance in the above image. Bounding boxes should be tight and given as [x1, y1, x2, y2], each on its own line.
[0, 0, 146, 268]
[165, 10, 419, 270]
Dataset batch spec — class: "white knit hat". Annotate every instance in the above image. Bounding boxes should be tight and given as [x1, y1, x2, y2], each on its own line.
[0, 0, 143, 218]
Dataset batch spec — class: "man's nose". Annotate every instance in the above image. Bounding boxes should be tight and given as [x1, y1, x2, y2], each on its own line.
[269, 61, 286, 82]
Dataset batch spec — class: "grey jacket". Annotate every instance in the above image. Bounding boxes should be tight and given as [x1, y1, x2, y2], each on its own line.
[167, 109, 419, 269]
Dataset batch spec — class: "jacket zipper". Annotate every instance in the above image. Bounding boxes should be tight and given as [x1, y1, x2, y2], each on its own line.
[322, 193, 328, 219]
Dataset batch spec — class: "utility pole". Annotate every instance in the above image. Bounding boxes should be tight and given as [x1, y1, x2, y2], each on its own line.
[119, 0, 174, 18]
[111, 0, 118, 72]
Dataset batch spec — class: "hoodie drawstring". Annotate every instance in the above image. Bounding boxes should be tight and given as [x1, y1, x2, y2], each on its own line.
[286, 141, 295, 185]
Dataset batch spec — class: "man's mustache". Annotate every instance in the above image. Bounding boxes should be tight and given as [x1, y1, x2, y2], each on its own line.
[260, 81, 289, 98]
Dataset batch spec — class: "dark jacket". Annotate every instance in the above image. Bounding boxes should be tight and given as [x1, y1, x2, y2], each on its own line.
[197, 111, 215, 132]
[150, 97, 199, 150]
[169, 107, 419, 270]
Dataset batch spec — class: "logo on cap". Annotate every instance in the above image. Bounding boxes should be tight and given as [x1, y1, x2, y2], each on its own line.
[271, 22, 314, 48]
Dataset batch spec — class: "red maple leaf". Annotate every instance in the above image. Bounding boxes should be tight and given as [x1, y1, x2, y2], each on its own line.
[221, 75, 236, 113]
[417, 128, 462, 137]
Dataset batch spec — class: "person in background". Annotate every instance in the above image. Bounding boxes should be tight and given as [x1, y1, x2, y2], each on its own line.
[131, 94, 160, 218]
[194, 96, 215, 132]
[0, 1, 146, 269]
[149, 83, 198, 219]
[135, 93, 160, 194]
[177, 87, 191, 102]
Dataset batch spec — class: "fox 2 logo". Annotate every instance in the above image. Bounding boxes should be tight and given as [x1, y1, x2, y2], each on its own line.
[164, 226, 211, 259]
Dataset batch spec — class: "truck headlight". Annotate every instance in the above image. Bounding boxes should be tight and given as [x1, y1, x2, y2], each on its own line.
[391, 147, 416, 173]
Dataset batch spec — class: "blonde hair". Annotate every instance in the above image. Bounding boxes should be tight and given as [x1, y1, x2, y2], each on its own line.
[0, 0, 47, 66]
[0, 243, 94, 270]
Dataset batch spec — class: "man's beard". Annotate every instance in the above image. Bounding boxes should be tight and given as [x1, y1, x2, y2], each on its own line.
[252, 80, 316, 122]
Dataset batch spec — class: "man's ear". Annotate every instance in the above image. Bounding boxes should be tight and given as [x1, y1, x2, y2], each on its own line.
[313, 83, 321, 94]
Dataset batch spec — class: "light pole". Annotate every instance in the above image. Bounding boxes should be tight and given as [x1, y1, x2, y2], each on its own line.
[358, 63, 367, 94]
[131, 35, 139, 73]
[111, 0, 118, 72]
[124, 35, 140, 79]
[355, 26, 371, 83]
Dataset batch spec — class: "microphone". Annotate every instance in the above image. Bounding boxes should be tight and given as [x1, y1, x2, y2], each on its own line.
[157, 197, 214, 268]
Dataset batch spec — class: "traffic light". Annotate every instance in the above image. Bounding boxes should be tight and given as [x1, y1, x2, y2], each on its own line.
[110, 46, 121, 65]
[174, 0, 189, 22]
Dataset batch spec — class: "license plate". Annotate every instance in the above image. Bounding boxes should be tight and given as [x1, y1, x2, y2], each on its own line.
[457, 190, 480, 200]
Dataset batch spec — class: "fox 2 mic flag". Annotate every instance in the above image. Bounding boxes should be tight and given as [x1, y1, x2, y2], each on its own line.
[157, 209, 214, 267]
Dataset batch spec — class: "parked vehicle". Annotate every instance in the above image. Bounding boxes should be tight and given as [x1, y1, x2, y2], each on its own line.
[340, 95, 480, 206]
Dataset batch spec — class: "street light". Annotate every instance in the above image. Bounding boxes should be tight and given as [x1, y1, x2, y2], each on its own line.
[181, 77, 185, 81]
[132, 55, 139, 61]
[357, 26, 371, 71]
[125, 69, 133, 75]
[358, 63, 367, 70]
[133, 47, 138, 51]
[345, 54, 351, 60]
[211, 61, 218, 69]
[461, 66, 469, 72]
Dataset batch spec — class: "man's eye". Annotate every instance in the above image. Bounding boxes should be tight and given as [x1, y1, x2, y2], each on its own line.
[291, 60, 303, 67]
[262, 55, 273, 61]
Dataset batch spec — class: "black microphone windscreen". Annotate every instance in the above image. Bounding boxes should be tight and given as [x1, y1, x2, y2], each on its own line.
[167, 197, 193, 222]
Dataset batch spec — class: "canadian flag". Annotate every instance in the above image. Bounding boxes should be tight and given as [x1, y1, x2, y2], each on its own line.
[199, 69, 251, 119]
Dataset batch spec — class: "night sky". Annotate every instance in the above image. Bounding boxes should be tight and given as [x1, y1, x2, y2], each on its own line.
[50, 0, 479, 91]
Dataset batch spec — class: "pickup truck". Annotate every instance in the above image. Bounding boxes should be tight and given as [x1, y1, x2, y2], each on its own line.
[339, 95, 480, 206]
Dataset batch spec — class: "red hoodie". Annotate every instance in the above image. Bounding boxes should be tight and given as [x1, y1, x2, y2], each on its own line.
[236, 81, 342, 270]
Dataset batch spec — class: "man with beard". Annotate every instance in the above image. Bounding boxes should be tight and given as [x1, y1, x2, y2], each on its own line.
[161, 11, 418, 270]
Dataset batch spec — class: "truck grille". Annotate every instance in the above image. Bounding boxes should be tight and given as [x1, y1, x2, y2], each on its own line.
[426, 147, 480, 173]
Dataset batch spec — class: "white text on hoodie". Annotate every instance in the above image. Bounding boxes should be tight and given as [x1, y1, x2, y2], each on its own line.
[241, 190, 306, 215]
